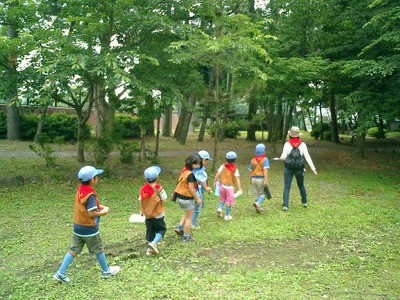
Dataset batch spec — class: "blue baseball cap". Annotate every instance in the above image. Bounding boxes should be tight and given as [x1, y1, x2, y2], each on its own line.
[198, 150, 213, 161]
[78, 166, 104, 182]
[226, 151, 237, 160]
[255, 143, 266, 156]
[144, 166, 161, 181]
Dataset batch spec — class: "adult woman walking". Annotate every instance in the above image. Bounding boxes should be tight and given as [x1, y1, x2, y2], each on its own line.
[275, 126, 318, 211]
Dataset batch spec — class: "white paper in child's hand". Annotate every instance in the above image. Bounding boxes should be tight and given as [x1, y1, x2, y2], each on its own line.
[234, 191, 243, 198]
[128, 213, 145, 223]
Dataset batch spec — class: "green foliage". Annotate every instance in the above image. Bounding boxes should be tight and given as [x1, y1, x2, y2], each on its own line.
[1, 112, 91, 142]
[89, 136, 114, 166]
[28, 135, 64, 167]
[20, 114, 39, 141]
[209, 120, 248, 139]
[114, 114, 141, 139]
[367, 127, 387, 139]
[44, 113, 91, 142]
[117, 140, 140, 164]
[322, 131, 332, 141]
[310, 123, 330, 140]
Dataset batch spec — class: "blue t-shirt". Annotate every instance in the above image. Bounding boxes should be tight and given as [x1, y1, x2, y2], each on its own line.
[73, 194, 100, 237]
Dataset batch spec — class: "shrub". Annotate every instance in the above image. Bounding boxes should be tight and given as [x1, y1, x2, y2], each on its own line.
[44, 113, 91, 142]
[367, 127, 387, 138]
[7, 112, 91, 142]
[322, 131, 332, 141]
[311, 123, 330, 140]
[114, 114, 141, 139]
[117, 140, 140, 164]
[89, 136, 114, 166]
[208, 120, 247, 139]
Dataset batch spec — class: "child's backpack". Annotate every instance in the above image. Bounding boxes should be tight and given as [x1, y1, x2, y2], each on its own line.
[284, 145, 305, 170]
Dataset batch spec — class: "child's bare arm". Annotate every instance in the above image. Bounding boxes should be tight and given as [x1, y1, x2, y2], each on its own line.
[236, 177, 243, 193]
[213, 172, 221, 186]
[88, 206, 109, 218]
[189, 182, 202, 204]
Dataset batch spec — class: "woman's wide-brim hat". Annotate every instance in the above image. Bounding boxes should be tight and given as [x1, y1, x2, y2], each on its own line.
[288, 126, 302, 137]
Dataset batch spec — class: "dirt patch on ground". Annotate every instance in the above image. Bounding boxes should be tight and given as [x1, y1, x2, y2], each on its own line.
[200, 237, 347, 272]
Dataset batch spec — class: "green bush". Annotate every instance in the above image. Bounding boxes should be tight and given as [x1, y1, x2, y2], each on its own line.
[44, 113, 91, 141]
[367, 127, 387, 138]
[114, 114, 141, 139]
[208, 120, 247, 139]
[310, 123, 330, 140]
[1, 112, 91, 141]
[117, 140, 140, 164]
[21, 114, 39, 141]
[322, 131, 332, 141]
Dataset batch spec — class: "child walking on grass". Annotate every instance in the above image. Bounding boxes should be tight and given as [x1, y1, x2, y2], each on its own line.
[191, 150, 213, 229]
[174, 154, 203, 242]
[213, 151, 243, 221]
[139, 166, 168, 256]
[53, 166, 120, 284]
[248, 143, 270, 213]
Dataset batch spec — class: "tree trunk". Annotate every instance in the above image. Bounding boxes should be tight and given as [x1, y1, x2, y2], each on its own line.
[6, 26, 21, 141]
[178, 94, 196, 145]
[198, 115, 207, 142]
[35, 106, 48, 140]
[355, 131, 366, 158]
[328, 82, 340, 143]
[144, 96, 155, 136]
[246, 96, 258, 141]
[155, 117, 160, 157]
[162, 106, 172, 137]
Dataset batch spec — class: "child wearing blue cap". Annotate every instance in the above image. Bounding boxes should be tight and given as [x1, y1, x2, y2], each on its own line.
[191, 150, 213, 229]
[213, 151, 243, 220]
[139, 166, 168, 255]
[53, 166, 120, 283]
[248, 143, 270, 213]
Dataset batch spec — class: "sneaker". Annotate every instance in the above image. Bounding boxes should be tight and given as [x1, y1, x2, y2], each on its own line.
[53, 272, 70, 284]
[191, 224, 200, 229]
[102, 266, 121, 278]
[182, 236, 195, 242]
[146, 248, 152, 256]
[174, 228, 183, 237]
[282, 206, 288, 212]
[224, 215, 233, 221]
[303, 203, 308, 208]
[217, 208, 222, 218]
[253, 202, 261, 213]
[148, 242, 159, 255]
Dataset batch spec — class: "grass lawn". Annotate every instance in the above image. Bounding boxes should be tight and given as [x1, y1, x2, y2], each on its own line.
[0, 133, 399, 299]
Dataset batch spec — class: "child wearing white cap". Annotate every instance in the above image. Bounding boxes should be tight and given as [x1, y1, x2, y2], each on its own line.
[248, 143, 270, 213]
[191, 150, 213, 229]
[53, 166, 120, 283]
[139, 166, 168, 255]
[213, 151, 243, 220]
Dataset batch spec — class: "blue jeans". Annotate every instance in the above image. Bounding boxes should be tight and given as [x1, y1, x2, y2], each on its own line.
[283, 168, 307, 208]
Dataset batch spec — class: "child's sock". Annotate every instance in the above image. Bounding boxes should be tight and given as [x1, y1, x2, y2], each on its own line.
[96, 252, 109, 272]
[225, 206, 231, 216]
[218, 203, 224, 210]
[58, 252, 74, 275]
[177, 224, 183, 230]
[152, 233, 163, 244]
[256, 195, 266, 206]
